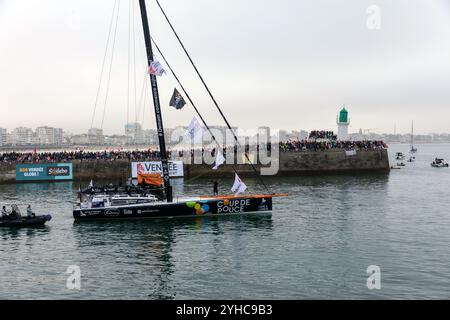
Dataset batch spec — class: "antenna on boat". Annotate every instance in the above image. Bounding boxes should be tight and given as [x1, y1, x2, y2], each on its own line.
[138, 0, 173, 202]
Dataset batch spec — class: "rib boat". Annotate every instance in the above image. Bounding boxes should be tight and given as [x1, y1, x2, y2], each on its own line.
[1, 204, 52, 228]
[431, 158, 449, 168]
[0, 215, 52, 228]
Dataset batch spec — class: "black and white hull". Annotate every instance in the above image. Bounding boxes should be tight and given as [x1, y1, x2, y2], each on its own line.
[73, 195, 274, 221]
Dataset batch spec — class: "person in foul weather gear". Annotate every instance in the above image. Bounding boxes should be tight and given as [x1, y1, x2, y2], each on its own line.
[26, 205, 36, 219]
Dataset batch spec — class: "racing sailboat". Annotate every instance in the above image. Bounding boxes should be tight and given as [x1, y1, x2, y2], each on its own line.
[73, 0, 284, 221]
[410, 121, 417, 153]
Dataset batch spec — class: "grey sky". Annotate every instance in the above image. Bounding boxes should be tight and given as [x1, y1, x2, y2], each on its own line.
[1, 0, 449, 135]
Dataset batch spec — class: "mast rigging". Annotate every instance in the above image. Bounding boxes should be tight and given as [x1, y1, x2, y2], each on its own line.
[155, 0, 271, 194]
[138, 0, 172, 202]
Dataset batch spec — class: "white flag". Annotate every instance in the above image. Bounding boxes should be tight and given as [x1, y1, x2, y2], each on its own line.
[231, 173, 247, 195]
[148, 60, 165, 76]
[212, 150, 225, 170]
[186, 116, 204, 143]
[88, 179, 93, 188]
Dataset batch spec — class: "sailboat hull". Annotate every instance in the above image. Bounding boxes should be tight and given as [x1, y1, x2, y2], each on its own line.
[73, 195, 273, 221]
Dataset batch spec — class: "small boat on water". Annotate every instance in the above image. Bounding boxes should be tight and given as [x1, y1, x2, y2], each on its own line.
[0, 215, 52, 228]
[431, 158, 449, 168]
[410, 121, 418, 153]
[0, 204, 52, 228]
[397, 162, 406, 167]
[395, 152, 405, 160]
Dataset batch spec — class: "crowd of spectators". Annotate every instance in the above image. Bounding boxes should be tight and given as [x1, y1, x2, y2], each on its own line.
[280, 139, 387, 152]
[0, 145, 271, 164]
[1, 138, 387, 164]
[309, 130, 337, 140]
[0, 150, 165, 164]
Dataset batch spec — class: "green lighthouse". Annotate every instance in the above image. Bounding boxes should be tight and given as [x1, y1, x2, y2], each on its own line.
[336, 106, 350, 140]
[339, 107, 349, 124]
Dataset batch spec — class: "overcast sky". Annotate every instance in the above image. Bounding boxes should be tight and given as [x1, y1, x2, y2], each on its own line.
[1, 0, 450, 135]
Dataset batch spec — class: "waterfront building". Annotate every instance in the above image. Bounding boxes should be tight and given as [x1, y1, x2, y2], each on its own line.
[54, 128, 63, 145]
[0, 128, 6, 146]
[88, 128, 104, 145]
[125, 122, 145, 144]
[71, 134, 90, 145]
[337, 107, 350, 141]
[144, 129, 158, 145]
[36, 126, 63, 145]
[105, 135, 128, 146]
[11, 127, 35, 145]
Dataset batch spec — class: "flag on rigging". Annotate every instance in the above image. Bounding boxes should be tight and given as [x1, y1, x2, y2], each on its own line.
[230, 173, 247, 196]
[148, 60, 165, 76]
[169, 88, 186, 110]
[186, 116, 204, 143]
[212, 150, 225, 170]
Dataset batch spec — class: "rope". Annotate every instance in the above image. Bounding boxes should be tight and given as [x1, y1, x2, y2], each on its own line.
[137, 72, 148, 127]
[90, 0, 118, 129]
[127, 0, 131, 124]
[132, 0, 138, 124]
[101, 0, 121, 129]
[155, 0, 271, 194]
[141, 76, 148, 128]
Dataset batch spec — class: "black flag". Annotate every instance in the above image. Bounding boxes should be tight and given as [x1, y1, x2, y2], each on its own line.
[169, 88, 186, 110]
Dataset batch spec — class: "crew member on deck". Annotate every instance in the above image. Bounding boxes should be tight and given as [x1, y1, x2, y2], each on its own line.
[213, 181, 219, 196]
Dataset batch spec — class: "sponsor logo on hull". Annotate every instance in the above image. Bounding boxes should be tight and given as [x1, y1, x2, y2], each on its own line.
[80, 210, 101, 217]
[104, 209, 120, 217]
[217, 198, 251, 214]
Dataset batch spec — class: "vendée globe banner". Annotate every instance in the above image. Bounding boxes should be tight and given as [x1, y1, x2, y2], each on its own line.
[131, 161, 184, 178]
[16, 163, 73, 181]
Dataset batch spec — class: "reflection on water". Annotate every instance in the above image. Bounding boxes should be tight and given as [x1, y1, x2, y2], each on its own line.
[14, 182, 73, 193]
[0, 226, 51, 245]
[70, 214, 273, 299]
[1, 144, 450, 299]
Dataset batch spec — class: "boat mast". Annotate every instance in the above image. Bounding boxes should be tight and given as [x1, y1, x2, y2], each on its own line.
[411, 120, 414, 149]
[138, 0, 172, 202]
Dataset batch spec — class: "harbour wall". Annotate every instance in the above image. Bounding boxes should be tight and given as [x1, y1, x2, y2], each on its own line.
[0, 149, 390, 184]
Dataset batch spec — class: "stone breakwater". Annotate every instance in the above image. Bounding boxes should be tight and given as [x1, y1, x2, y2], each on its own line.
[0, 149, 390, 184]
